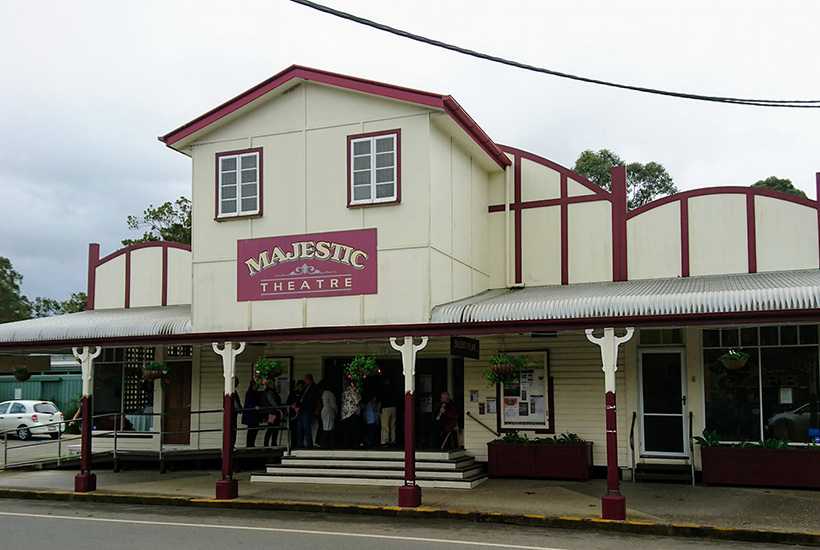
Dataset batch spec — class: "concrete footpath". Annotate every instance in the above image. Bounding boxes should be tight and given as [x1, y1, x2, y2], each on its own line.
[1, 468, 819, 546]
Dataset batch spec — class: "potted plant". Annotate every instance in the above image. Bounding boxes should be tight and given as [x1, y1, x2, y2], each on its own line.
[252, 357, 282, 385]
[12, 364, 31, 382]
[696, 429, 820, 488]
[484, 350, 523, 387]
[141, 361, 167, 382]
[487, 431, 593, 480]
[344, 354, 379, 392]
[718, 349, 750, 370]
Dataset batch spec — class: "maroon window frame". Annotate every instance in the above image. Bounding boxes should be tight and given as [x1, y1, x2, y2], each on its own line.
[347, 130, 401, 208]
[214, 147, 263, 221]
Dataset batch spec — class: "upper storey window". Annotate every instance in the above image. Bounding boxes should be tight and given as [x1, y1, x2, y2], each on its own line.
[348, 130, 400, 206]
[217, 148, 261, 219]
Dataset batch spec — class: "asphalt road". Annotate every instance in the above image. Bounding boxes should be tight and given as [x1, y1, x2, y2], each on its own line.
[0, 499, 809, 550]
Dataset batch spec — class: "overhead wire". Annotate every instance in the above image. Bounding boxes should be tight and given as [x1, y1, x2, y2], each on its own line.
[289, 0, 820, 108]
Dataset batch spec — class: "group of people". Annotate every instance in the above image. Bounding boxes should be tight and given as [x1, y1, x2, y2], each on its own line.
[232, 373, 459, 450]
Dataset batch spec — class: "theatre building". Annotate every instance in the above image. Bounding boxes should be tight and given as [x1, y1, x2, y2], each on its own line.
[2, 65, 819, 517]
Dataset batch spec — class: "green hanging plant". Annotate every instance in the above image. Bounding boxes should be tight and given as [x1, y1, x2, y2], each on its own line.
[344, 354, 379, 392]
[252, 357, 283, 385]
[483, 350, 523, 387]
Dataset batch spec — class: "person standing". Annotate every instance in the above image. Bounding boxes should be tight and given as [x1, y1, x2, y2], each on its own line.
[260, 379, 282, 447]
[320, 385, 338, 448]
[339, 383, 362, 447]
[230, 377, 242, 449]
[286, 380, 305, 449]
[295, 374, 318, 448]
[242, 379, 262, 448]
[379, 377, 399, 446]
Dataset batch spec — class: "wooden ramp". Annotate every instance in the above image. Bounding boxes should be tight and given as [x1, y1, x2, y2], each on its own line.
[251, 448, 488, 489]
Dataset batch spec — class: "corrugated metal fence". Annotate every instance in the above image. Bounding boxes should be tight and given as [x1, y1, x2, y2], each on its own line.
[0, 375, 82, 411]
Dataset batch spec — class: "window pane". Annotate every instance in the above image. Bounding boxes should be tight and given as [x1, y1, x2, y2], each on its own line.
[353, 141, 370, 155]
[353, 156, 371, 170]
[376, 168, 394, 183]
[221, 186, 236, 200]
[353, 171, 370, 185]
[221, 172, 237, 185]
[721, 328, 739, 348]
[241, 169, 257, 183]
[761, 347, 819, 442]
[741, 327, 758, 347]
[375, 183, 394, 199]
[703, 329, 720, 348]
[703, 347, 761, 441]
[800, 325, 818, 345]
[353, 186, 370, 201]
[241, 198, 257, 212]
[375, 137, 394, 153]
[760, 326, 778, 346]
[781, 325, 798, 345]
[221, 200, 237, 214]
[241, 155, 257, 169]
[240, 184, 257, 198]
[220, 157, 236, 171]
[376, 152, 393, 168]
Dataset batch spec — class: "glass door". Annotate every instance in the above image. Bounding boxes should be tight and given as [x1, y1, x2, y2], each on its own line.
[639, 350, 688, 457]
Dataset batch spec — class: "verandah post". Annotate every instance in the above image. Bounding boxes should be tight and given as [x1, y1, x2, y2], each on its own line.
[72, 346, 101, 492]
[390, 335, 428, 508]
[213, 341, 245, 500]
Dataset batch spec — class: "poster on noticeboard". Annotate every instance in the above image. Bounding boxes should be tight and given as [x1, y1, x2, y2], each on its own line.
[500, 351, 550, 430]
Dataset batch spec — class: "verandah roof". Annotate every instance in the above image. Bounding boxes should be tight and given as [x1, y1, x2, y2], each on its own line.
[1, 270, 819, 349]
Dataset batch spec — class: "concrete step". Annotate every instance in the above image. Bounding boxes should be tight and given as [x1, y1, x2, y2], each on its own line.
[250, 473, 488, 489]
[265, 464, 486, 480]
[279, 457, 476, 470]
[634, 463, 693, 483]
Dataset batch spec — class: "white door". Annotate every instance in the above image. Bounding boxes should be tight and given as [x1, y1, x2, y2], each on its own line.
[639, 350, 688, 457]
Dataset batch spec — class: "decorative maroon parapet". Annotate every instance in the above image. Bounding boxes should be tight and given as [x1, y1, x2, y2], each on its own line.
[74, 395, 96, 492]
[601, 390, 625, 520]
[610, 166, 628, 282]
[216, 393, 238, 499]
[398, 390, 421, 507]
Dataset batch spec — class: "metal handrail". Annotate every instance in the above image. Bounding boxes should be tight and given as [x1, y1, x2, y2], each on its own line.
[629, 411, 637, 483]
[688, 410, 695, 486]
[1, 406, 291, 469]
[466, 411, 499, 437]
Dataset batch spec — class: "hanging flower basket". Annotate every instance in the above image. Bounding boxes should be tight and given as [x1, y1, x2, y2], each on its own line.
[719, 349, 750, 370]
[12, 365, 31, 382]
[141, 362, 167, 382]
[484, 351, 524, 387]
[344, 354, 379, 392]
[252, 357, 282, 385]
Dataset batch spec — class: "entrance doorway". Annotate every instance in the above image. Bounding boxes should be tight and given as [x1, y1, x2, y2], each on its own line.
[163, 361, 192, 445]
[639, 350, 687, 457]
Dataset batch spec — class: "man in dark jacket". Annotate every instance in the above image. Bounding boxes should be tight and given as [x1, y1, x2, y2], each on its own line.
[295, 374, 318, 448]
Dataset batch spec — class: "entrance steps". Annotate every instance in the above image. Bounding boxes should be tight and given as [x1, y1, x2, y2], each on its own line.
[250, 448, 488, 489]
[634, 462, 693, 483]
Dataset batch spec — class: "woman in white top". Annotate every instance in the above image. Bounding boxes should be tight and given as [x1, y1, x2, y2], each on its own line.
[320, 388, 339, 448]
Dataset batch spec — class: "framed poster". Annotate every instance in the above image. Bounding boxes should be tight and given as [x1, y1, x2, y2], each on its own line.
[497, 351, 553, 433]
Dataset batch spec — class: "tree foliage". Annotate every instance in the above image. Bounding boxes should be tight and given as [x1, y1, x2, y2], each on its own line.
[123, 196, 191, 246]
[573, 149, 679, 210]
[752, 176, 807, 198]
[0, 257, 86, 322]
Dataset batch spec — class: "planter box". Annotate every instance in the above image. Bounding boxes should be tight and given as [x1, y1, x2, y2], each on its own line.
[700, 446, 820, 489]
[488, 441, 593, 481]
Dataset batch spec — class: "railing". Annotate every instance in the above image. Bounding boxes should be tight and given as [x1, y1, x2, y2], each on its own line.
[629, 411, 637, 483]
[688, 410, 695, 486]
[465, 411, 499, 437]
[1, 405, 292, 469]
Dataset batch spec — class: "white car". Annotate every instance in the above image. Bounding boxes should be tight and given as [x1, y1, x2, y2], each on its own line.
[0, 400, 65, 440]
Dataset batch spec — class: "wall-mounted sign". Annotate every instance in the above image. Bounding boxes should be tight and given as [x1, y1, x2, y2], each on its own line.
[450, 336, 479, 359]
[237, 228, 378, 301]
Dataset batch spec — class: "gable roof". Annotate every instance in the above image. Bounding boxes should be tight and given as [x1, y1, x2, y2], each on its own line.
[159, 65, 511, 169]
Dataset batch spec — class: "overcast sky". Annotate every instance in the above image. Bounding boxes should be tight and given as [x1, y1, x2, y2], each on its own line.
[2, 0, 818, 303]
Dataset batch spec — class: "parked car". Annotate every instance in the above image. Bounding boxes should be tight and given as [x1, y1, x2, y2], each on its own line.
[766, 400, 820, 441]
[0, 400, 65, 440]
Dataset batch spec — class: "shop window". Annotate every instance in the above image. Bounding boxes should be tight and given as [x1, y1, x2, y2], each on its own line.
[94, 347, 155, 432]
[495, 351, 553, 434]
[703, 326, 820, 443]
[347, 130, 400, 207]
[216, 148, 261, 219]
[639, 328, 683, 346]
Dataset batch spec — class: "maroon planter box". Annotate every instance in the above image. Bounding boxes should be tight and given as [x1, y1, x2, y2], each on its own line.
[700, 446, 820, 489]
[488, 441, 593, 481]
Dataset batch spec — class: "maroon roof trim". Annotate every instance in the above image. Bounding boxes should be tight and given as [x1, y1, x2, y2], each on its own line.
[159, 65, 510, 169]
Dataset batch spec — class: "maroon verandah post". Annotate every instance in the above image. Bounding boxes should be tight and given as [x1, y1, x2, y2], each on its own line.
[213, 341, 245, 500]
[391, 336, 427, 507]
[73, 346, 101, 493]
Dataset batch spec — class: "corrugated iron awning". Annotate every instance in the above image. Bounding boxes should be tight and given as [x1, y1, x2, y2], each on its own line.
[431, 270, 820, 324]
[0, 305, 191, 344]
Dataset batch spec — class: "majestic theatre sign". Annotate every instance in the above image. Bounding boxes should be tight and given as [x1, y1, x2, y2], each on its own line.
[237, 228, 378, 301]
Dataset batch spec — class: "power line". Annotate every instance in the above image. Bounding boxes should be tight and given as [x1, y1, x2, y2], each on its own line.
[290, 0, 820, 108]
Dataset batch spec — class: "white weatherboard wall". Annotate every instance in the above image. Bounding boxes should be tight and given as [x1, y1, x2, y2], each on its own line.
[187, 82, 501, 333]
[462, 332, 627, 467]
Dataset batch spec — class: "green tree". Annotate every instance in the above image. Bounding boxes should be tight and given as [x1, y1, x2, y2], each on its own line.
[31, 292, 87, 317]
[752, 176, 807, 198]
[573, 149, 679, 209]
[123, 196, 191, 246]
[0, 256, 31, 322]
